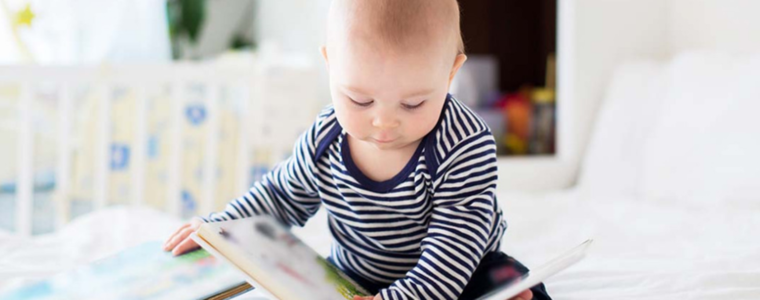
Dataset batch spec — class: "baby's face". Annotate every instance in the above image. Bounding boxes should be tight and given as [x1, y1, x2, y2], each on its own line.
[322, 41, 466, 151]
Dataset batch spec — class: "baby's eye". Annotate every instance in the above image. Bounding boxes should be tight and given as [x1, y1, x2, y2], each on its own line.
[402, 101, 425, 110]
[349, 97, 373, 107]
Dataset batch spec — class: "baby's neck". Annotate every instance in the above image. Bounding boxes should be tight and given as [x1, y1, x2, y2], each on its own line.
[347, 135, 422, 182]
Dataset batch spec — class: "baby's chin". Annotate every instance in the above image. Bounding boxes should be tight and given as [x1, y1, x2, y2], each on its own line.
[370, 140, 401, 150]
[367, 137, 422, 151]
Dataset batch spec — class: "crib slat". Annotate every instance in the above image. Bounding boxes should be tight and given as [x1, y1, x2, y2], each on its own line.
[201, 84, 219, 215]
[236, 85, 251, 195]
[132, 86, 148, 207]
[166, 82, 184, 217]
[16, 83, 33, 236]
[7, 65, 266, 229]
[93, 85, 110, 211]
[55, 84, 72, 230]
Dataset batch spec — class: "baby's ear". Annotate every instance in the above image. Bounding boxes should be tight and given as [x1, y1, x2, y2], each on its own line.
[448, 53, 468, 86]
[320, 46, 330, 70]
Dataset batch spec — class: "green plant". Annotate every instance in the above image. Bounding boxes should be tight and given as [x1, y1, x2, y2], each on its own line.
[166, 0, 206, 59]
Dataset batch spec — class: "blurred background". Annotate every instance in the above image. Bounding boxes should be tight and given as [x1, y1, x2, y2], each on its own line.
[2, 0, 760, 232]
[1, 0, 333, 235]
[0, 0, 563, 235]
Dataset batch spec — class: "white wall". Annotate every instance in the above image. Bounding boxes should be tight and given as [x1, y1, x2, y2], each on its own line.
[254, 0, 330, 59]
[182, 0, 333, 101]
[253, 0, 333, 104]
[560, 0, 670, 185]
[498, 0, 670, 192]
[500, 0, 760, 192]
[669, 0, 760, 54]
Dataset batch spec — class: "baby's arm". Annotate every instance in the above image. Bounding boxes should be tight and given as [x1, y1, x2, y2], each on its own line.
[352, 291, 533, 300]
[379, 130, 501, 300]
[202, 123, 322, 226]
[164, 113, 328, 255]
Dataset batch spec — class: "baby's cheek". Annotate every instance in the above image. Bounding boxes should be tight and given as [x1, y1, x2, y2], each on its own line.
[409, 111, 439, 137]
[347, 123, 370, 139]
[336, 110, 369, 137]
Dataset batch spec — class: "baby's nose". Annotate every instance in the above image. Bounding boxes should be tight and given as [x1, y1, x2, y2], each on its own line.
[372, 114, 400, 129]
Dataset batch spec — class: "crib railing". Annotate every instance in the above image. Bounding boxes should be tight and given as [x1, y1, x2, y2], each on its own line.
[0, 62, 322, 236]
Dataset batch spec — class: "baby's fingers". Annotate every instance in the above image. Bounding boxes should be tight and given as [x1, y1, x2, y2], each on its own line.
[506, 278, 533, 300]
[163, 223, 190, 250]
[509, 289, 533, 300]
[165, 227, 195, 252]
[172, 236, 200, 256]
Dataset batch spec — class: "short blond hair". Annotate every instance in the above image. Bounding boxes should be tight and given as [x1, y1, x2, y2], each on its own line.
[327, 0, 465, 56]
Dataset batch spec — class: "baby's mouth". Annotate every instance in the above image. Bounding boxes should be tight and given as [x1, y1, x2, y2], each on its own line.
[372, 137, 397, 144]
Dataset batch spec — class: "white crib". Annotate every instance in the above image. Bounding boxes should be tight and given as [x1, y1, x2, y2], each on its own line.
[0, 61, 323, 236]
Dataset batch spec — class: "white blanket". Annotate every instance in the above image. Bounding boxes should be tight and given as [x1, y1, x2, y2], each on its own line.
[1, 192, 758, 299]
[0, 207, 183, 291]
[498, 190, 760, 300]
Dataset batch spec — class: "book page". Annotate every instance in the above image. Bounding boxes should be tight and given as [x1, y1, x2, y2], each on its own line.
[196, 217, 370, 300]
[0, 241, 248, 300]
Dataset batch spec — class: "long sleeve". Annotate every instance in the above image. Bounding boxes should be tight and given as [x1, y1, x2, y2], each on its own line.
[379, 130, 501, 300]
[202, 113, 326, 227]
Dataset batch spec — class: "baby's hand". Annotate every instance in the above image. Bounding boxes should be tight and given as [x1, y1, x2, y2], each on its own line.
[353, 294, 380, 300]
[509, 289, 533, 300]
[163, 217, 204, 256]
[504, 277, 533, 300]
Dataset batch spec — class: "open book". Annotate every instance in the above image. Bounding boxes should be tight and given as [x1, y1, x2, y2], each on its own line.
[192, 214, 592, 300]
[478, 239, 593, 300]
[0, 241, 251, 300]
[190, 216, 371, 300]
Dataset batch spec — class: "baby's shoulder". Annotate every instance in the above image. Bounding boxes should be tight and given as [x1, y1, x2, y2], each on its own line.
[313, 105, 338, 132]
[309, 105, 342, 160]
[434, 96, 493, 147]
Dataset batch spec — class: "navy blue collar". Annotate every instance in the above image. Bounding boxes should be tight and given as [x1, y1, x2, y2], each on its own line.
[313, 94, 452, 190]
[341, 131, 428, 193]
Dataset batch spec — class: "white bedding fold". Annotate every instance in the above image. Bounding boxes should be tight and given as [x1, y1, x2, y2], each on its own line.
[497, 190, 760, 300]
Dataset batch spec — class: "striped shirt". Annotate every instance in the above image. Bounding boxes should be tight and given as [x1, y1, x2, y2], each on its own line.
[204, 95, 507, 300]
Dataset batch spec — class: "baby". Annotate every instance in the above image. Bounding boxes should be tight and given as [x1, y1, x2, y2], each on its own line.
[164, 1, 550, 299]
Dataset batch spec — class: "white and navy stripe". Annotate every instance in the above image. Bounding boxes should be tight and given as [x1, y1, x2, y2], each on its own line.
[204, 95, 507, 300]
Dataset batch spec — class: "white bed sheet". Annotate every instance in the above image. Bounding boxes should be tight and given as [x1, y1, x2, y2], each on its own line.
[0, 206, 277, 300]
[497, 190, 760, 300]
[281, 188, 760, 299]
[0, 207, 184, 292]
[2, 192, 758, 300]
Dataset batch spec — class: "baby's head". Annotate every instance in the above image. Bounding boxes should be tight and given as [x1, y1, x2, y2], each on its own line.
[321, 0, 467, 151]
